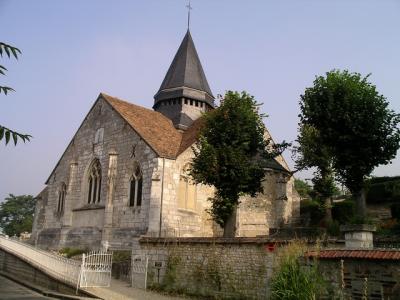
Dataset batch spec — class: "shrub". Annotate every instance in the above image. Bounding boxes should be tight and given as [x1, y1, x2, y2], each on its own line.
[300, 200, 324, 226]
[332, 200, 354, 224]
[59, 247, 87, 258]
[113, 251, 131, 262]
[366, 177, 400, 203]
[326, 220, 340, 236]
[391, 203, 400, 220]
[270, 241, 325, 300]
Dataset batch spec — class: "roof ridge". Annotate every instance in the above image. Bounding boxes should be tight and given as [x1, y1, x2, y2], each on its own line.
[101, 93, 184, 158]
[101, 92, 179, 126]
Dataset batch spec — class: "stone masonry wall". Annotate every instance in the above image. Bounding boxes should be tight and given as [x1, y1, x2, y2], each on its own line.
[238, 171, 300, 237]
[157, 147, 216, 238]
[36, 96, 159, 249]
[133, 237, 279, 299]
[311, 258, 400, 299]
[0, 248, 89, 296]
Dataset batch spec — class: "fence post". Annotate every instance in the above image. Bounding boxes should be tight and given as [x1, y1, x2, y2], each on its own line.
[131, 250, 134, 288]
[76, 253, 85, 294]
[144, 256, 149, 291]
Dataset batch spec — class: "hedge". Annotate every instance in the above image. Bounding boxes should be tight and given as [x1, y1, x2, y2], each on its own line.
[332, 200, 354, 224]
[300, 200, 324, 226]
[366, 177, 400, 203]
[391, 203, 400, 220]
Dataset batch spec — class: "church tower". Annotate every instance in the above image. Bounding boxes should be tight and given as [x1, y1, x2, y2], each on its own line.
[153, 30, 214, 130]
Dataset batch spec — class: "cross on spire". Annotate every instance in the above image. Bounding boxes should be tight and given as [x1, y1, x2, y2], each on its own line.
[186, 0, 192, 30]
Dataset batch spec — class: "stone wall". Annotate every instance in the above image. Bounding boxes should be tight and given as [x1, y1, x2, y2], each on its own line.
[30, 188, 48, 244]
[35, 96, 159, 249]
[157, 148, 216, 238]
[0, 248, 91, 297]
[311, 258, 400, 299]
[238, 171, 300, 237]
[367, 203, 392, 222]
[133, 237, 280, 299]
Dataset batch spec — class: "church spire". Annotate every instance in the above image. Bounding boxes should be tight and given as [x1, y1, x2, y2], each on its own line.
[154, 30, 214, 107]
[153, 30, 214, 130]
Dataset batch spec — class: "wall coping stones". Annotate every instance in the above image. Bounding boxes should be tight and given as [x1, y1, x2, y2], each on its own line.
[139, 236, 327, 245]
[340, 224, 376, 232]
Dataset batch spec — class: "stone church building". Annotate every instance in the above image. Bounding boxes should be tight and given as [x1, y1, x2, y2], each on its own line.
[31, 30, 300, 250]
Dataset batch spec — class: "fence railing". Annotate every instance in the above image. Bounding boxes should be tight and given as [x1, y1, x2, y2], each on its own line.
[0, 236, 80, 285]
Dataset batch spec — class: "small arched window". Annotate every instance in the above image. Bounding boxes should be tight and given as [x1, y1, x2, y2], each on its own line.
[129, 165, 143, 207]
[178, 165, 196, 210]
[57, 183, 66, 213]
[88, 159, 102, 204]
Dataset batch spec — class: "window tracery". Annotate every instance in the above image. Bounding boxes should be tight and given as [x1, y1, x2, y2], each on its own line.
[87, 159, 102, 204]
[129, 164, 143, 207]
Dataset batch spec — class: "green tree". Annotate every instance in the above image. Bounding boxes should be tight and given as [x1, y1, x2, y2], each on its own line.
[294, 179, 312, 200]
[295, 121, 336, 222]
[190, 91, 288, 237]
[299, 70, 400, 219]
[0, 194, 35, 236]
[0, 42, 31, 145]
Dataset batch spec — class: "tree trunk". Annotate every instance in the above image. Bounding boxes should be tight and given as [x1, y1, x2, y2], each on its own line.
[354, 188, 367, 220]
[323, 196, 333, 224]
[223, 206, 237, 237]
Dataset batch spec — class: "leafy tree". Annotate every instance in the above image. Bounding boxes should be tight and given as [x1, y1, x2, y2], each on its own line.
[299, 70, 400, 219]
[190, 91, 288, 237]
[295, 120, 337, 222]
[0, 42, 31, 145]
[0, 194, 35, 236]
[294, 179, 312, 200]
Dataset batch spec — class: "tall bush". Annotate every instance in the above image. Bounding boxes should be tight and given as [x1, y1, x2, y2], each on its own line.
[366, 177, 400, 203]
[332, 200, 355, 224]
[270, 241, 325, 300]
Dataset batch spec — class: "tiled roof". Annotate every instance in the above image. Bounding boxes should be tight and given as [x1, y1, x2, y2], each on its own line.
[103, 93, 216, 159]
[102, 93, 182, 159]
[177, 117, 204, 155]
[306, 249, 400, 260]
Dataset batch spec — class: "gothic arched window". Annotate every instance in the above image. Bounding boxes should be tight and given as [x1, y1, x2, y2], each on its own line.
[57, 182, 66, 213]
[178, 164, 196, 210]
[87, 159, 102, 204]
[129, 165, 143, 207]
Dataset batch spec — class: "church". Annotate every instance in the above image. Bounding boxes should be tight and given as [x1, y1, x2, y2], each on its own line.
[31, 30, 300, 250]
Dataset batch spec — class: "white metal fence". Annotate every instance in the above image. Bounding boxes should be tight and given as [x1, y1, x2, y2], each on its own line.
[0, 236, 80, 285]
[78, 251, 113, 288]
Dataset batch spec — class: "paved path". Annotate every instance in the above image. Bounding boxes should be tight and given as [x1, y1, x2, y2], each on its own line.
[84, 278, 187, 300]
[0, 275, 55, 300]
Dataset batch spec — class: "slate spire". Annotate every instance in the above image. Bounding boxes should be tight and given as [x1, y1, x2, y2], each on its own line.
[154, 30, 214, 107]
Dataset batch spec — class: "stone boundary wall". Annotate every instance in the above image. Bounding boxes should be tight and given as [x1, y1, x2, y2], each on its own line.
[133, 237, 288, 299]
[307, 257, 400, 299]
[0, 248, 92, 297]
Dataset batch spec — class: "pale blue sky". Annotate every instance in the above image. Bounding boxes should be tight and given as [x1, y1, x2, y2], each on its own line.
[0, 0, 399, 200]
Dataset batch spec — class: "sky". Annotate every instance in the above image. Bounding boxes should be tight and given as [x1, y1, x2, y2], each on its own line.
[0, 0, 399, 201]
